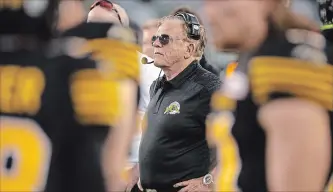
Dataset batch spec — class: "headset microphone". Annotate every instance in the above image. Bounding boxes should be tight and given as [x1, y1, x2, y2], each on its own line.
[141, 57, 154, 64]
[141, 57, 154, 65]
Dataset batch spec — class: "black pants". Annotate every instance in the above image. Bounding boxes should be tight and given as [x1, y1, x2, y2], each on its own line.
[131, 185, 182, 192]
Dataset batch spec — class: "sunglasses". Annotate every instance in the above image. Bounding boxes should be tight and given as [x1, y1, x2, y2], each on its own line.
[90, 0, 123, 25]
[151, 34, 171, 46]
[152, 34, 186, 46]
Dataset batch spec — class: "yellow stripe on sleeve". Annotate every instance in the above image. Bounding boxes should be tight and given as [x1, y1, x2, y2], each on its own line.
[249, 56, 333, 111]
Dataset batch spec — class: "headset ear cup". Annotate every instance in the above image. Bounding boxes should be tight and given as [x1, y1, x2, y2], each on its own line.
[175, 12, 201, 40]
[190, 24, 200, 40]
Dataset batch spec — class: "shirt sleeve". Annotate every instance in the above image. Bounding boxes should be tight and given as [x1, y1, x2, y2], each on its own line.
[249, 56, 333, 111]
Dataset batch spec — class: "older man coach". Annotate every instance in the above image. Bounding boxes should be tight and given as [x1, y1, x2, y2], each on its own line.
[139, 12, 220, 192]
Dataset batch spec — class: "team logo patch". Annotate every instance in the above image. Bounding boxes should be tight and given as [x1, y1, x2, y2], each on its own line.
[164, 101, 180, 115]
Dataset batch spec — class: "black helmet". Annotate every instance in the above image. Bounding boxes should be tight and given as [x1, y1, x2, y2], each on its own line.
[0, 0, 60, 40]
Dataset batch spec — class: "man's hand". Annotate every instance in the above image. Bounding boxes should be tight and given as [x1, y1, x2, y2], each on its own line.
[125, 164, 140, 192]
[173, 177, 212, 192]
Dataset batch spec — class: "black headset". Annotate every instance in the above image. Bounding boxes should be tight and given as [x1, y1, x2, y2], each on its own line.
[174, 12, 201, 40]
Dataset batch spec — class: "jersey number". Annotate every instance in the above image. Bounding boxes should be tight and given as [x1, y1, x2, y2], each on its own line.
[0, 116, 52, 191]
[0, 65, 45, 115]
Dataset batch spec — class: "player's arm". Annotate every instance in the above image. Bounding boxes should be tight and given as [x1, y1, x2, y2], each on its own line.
[251, 56, 332, 191]
[259, 98, 330, 191]
[102, 79, 138, 191]
[93, 37, 140, 191]
[70, 67, 139, 191]
[72, 26, 141, 191]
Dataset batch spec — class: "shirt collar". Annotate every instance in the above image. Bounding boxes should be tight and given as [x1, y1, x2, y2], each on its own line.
[162, 60, 198, 88]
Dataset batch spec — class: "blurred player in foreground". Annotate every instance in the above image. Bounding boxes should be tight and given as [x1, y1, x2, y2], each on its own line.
[0, 0, 140, 191]
[319, 1, 333, 190]
[204, 0, 333, 191]
[0, 1, 61, 191]
[87, 1, 145, 191]
[58, 0, 141, 191]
